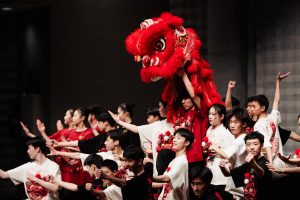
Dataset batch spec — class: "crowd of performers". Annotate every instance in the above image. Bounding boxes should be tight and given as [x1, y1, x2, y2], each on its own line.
[1, 71, 300, 200]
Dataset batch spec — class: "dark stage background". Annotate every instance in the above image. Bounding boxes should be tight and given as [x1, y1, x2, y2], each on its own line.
[1, 0, 300, 199]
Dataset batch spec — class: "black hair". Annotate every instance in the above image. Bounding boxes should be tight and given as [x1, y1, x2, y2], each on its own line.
[159, 97, 167, 108]
[84, 153, 103, 168]
[210, 103, 227, 126]
[246, 96, 255, 104]
[26, 137, 50, 155]
[252, 95, 269, 112]
[174, 128, 195, 150]
[226, 108, 249, 129]
[297, 114, 300, 120]
[146, 107, 161, 119]
[119, 102, 136, 117]
[98, 111, 116, 127]
[87, 104, 103, 121]
[107, 129, 124, 149]
[189, 166, 213, 184]
[123, 145, 145, 161]
[101, 159, 118, 172]
[244, 131, 264, 144]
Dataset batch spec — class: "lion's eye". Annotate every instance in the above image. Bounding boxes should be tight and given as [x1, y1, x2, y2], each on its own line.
[154, 38, 166, 51]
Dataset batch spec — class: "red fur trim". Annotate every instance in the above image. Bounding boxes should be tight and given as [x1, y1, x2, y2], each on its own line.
[160, 12, 183, 27]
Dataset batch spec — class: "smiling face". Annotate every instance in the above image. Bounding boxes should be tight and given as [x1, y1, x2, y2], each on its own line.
[172, 133, 189, 151]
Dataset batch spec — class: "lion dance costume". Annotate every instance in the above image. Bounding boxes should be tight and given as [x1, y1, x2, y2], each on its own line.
[125, 12, 223, 163]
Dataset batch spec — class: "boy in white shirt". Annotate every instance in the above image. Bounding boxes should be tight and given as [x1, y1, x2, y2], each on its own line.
[153, 128, 194, 200]
[252, 72, 290, 167]
[0, 138, 61, 200]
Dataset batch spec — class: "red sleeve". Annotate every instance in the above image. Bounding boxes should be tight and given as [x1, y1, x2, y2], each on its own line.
[49, 130, 62, 140]
[83, 128, 94, 140]
[198, 100, 208, 119]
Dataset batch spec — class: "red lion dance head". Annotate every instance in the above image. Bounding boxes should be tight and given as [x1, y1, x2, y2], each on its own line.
[125, 12, 222, 122]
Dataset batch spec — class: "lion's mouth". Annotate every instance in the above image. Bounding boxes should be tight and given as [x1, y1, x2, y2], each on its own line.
[151, 76, 162, 82]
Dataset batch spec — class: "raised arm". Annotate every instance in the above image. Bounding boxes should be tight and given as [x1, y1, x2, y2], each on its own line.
[273, 72, 291, 111]
[225, 81, 236, 111]
[178, 70, 201, 109]
[108, 111, 138, 133]
[20, 121, 36, 138]
[36, 119, 52, 144]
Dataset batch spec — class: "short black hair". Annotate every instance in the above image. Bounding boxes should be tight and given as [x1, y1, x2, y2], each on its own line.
[119, 102, 136, 117]
[244, 131, 264, 144]
[84, 153, 103, 168]
[87, 104, 103, 120]
[246, 96, 255, 104]
[26, 137, 49, 155]
[226, 108, 249, 129]
[123, 145, 145, 161]
[146, 107, 160, 118]
[101, 159, 118, 172]
[174, 128, 194, 150]
[107, 130, 124, 149]
[189, 166, 213, 184]
[98, 111, 116, 127]
[252, 95, 269, 112]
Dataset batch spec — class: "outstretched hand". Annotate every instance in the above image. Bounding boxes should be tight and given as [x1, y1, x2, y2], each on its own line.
[277, 152, 291, 163]
[277, 72, 291, 81]
[108, 110, 120, 123]
[20, 121, 35, 138]
[47, 145, 58, 156]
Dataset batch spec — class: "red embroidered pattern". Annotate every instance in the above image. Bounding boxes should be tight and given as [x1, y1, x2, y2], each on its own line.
[156, 131, 174, 152]
[162, 183, 171, 200]
[244, 171, 257, 200]
[26, 174, 53, 200]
